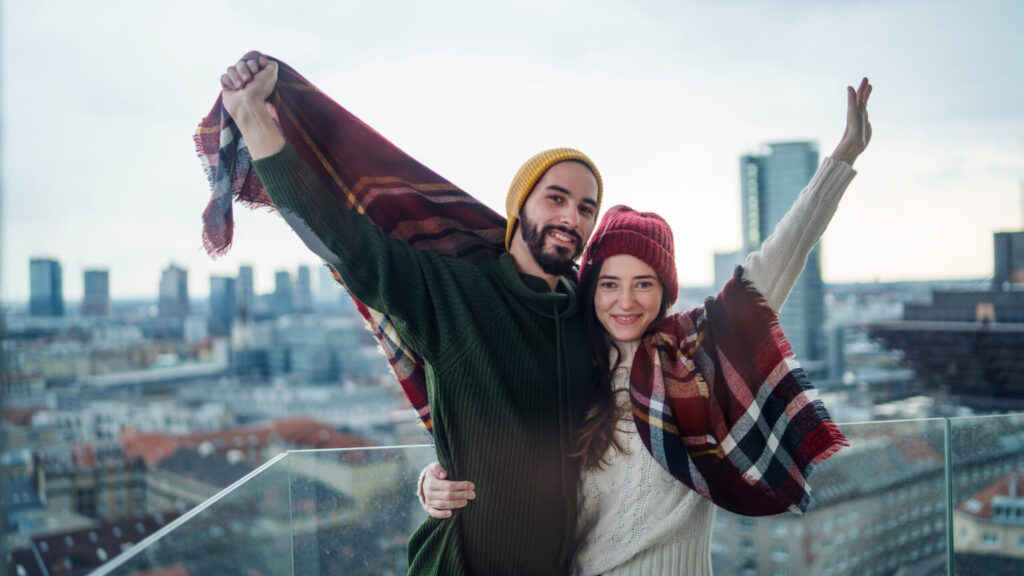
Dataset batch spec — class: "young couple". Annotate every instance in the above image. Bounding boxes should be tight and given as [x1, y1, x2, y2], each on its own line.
[217, 54, 869, 575]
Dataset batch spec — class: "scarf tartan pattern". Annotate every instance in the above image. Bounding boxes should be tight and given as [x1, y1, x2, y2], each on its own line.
[195, 53, 506, 433]
[630, 269, 848, 515]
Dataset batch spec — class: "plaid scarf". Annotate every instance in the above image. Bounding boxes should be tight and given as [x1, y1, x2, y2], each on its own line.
[195, 53, 506, 433]
[631, 269, 848, 515]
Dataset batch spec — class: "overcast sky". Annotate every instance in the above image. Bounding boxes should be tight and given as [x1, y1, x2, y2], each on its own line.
[3, 0, 1023, 301]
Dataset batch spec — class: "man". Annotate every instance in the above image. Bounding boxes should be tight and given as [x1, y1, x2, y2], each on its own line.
[221, 55, 602, 575]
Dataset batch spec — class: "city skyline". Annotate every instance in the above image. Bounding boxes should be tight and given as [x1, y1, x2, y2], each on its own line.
[9, 259, 333, 305]
[3, 1, 1024, 300]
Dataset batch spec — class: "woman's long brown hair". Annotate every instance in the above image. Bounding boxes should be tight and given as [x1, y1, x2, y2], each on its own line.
[572, 258, 671, 470]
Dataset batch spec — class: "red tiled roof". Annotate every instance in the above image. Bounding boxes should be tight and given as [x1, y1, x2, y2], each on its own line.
[271, 417, 375, 450]
[136, 565, 190, 576]
[956, 471, 1024, 519]
[120, 417, 375, 467]
[3, 408, 41, 427]
[121, 430, 184, 467]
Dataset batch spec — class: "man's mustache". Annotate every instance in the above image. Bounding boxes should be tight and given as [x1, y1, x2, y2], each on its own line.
[541, 225, 582, 247]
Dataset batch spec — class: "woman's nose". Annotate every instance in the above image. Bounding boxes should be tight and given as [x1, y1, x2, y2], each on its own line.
[617, 290, 635, 309]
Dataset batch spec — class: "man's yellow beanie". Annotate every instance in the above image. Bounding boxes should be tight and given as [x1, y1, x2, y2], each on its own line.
[505, 148, 603, 250]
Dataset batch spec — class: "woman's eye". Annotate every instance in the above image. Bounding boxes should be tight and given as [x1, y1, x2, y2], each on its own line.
[599, 282, 617, 290]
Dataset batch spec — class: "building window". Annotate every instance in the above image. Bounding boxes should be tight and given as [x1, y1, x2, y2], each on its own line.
[982, 531, 999, 547]
[739, 516, 757, 532]
[741, 539, 756, 556]
[772, 520, 788, 538]
[771, 545, 789, 562]
[1018, 534, 1024, 550]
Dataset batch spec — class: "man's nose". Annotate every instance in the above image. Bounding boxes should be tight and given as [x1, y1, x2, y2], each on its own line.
[559, 205, 580, 228]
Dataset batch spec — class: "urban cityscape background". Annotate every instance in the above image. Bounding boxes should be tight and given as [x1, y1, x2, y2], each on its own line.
[4, 1, 1024, 575]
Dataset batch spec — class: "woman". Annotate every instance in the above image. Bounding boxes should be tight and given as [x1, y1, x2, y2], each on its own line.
[421, 78, 872, 575]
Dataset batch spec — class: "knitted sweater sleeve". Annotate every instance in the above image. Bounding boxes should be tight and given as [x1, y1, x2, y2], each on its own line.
[252, 144, 465, 361]
[742, 157, 857, 312]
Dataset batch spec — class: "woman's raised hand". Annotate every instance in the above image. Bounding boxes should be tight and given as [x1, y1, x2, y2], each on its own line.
[831, 77, 873, 166]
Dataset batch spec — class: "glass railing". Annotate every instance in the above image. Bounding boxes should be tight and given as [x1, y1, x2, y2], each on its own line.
[90, 415, 1024, 576]
[89, 446, 437, 576]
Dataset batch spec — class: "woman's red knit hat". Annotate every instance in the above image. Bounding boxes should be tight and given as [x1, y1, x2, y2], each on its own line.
[578, 205, 678, 305]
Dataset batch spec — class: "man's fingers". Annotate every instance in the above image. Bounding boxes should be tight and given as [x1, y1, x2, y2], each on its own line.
[234, 61, 254, 83]
[427, 462, 447, 480]
[426, 507, 453, 519]
[426, 487, 474, 500]
[440, 488, 475, 499]
[429, 498, 469, 510]
[223, 67, 243, 89]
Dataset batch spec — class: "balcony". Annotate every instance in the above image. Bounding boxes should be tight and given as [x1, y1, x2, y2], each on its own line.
[48, 414, 1020, 576]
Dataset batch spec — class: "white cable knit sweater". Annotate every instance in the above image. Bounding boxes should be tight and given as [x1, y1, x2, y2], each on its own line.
[571, 157, 856, 576]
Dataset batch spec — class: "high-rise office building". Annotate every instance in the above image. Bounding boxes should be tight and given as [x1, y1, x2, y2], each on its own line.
[713, 250, 744, 291]
[29, 258, 65, 317]
[294, 265, 313, 313]
[209, 276, 237, 337]
[81, 269, 110, 316]
[158, 264, 189, 318]
[993, 230, 1024, 287]
[317, 265, 345, 309]
[740, 142, 825, 361]
[273, 271, 293, 317]
[236, 265, 255, 320]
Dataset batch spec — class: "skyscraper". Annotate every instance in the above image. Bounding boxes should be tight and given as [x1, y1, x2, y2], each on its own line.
[713, 250, 744, 291]
[294, 265, 313, 313]
[29, 258, 64, 317]
[209, 276, 237, 337]
[158, 264, 189, 318]
[236, 265, 255, 320]
[317, 265, 345, 310]
[273, 271, 293, 317]
[740, 142, 825, 362]
[81, 269, 110, 316]
[993, 230, 1024, 287]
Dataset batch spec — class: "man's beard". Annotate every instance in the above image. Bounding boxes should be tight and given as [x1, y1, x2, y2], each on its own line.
[519, 212, 583, 276]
